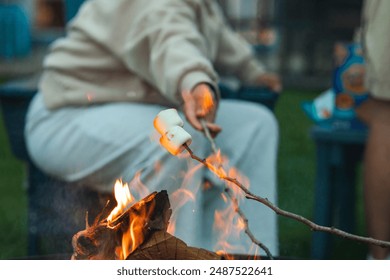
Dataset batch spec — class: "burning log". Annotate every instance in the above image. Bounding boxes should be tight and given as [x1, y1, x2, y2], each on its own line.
[71, 217, 117, 260]
[71, 189, 221, 260]
[127, 231, 221, 260]
[72, 190, 170, 260]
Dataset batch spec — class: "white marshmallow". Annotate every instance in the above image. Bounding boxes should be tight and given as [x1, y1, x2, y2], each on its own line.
[159, 126, 192, 155]
[153, 109, 184, 136]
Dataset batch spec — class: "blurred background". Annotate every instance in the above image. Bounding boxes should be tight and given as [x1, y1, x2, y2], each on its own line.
[0, 0, 367, 259]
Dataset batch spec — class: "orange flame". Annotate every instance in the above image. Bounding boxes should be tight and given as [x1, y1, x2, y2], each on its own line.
[205, 150, 227, 178]
[168, 161, 202, 235]
[105, 144, 254, 259]
[167, 188, 196, 235]
[106, 177, 157, 260]
[200, 87, 214, 115]
[207, 153, 252, 258]
[214, 197, 246, 257]
[107, 180, 134, 222]
[128, 171, 150, 200]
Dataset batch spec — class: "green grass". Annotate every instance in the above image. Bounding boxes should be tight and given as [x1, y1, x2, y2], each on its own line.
[275, 89, 367, 260]
[275, 89, 318, 259]
[0, 111, 27, 259]
[0, 89, 367, 259]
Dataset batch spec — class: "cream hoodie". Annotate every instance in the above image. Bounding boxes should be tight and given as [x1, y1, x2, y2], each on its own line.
[362, 0, 390, 100]
[39, 0, 266, 109]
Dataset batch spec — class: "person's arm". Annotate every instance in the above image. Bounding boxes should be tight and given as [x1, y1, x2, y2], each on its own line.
[212, 4, 282, 93]
[362, 0, 390, 100]
[110, 1, 217, 103]
[108, 0, 221, 135]
[113, 1, 221, 135]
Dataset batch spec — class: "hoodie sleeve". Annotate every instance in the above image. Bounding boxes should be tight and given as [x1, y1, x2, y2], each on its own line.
[212, 4, 266, 84]
[362, 0, 390, 100]
[115, 0, 220, 105]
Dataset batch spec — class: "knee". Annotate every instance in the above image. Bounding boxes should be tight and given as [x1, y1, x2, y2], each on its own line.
[216, 100, 279, 151]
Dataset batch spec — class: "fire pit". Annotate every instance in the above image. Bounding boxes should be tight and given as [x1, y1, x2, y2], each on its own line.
[71, 181, 224, 260]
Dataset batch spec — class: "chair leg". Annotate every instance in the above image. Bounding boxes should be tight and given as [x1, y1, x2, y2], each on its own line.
[311, 142, 334, 259]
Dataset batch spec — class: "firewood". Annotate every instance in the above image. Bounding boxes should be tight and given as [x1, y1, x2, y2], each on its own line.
[72, 189, 222, 260]
[71, 221, 118, 260]
[127, 230, 222, 260]
[71, 190, 172, 260]
[108, 190, 172, 231]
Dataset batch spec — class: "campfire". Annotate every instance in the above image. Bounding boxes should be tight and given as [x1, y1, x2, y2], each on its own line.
[71, 180, 222, 260]
[71, 100, 390, 260]
[71, 97, 264, 260]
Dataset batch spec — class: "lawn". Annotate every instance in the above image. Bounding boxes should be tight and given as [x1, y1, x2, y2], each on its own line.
[275, 89, 367, 259]
[0, 89, 368, 259]
[0, 109, 27, 259]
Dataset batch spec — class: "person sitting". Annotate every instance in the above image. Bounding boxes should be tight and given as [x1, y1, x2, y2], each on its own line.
[25, 0, 282, 256]
[356, 0, 390, 260]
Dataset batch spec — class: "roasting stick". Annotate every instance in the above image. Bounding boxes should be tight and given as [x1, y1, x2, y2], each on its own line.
[183, 143, 390, 250]
[154, 109, 273, 259]
[200, 118, 218, 154]
[156, 109, 390, 256]
[199, 118, 274, 260]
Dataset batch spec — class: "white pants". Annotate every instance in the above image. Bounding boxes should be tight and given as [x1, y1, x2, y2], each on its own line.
[25, 93, 279, 256]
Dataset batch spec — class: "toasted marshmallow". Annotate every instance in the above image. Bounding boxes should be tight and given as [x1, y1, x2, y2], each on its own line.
[153, 109, 184, 136]
[159, 126, 192, 155]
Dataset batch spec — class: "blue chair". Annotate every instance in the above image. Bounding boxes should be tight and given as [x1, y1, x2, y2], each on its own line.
[64, 0, 86, 22]
[310, 125, 367, 259]
[0, 4, 31, 59]
[0, 0, 99, 257]
[219, 83, 278, 111]
[0, 75, 115, 257]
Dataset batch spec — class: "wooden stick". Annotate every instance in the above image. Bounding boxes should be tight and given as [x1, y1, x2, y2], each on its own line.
[200, 119, 218, 154]
[224, 188, 274, 259]
[199, 120, 274, 259]
[183, 144, 390, 249]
